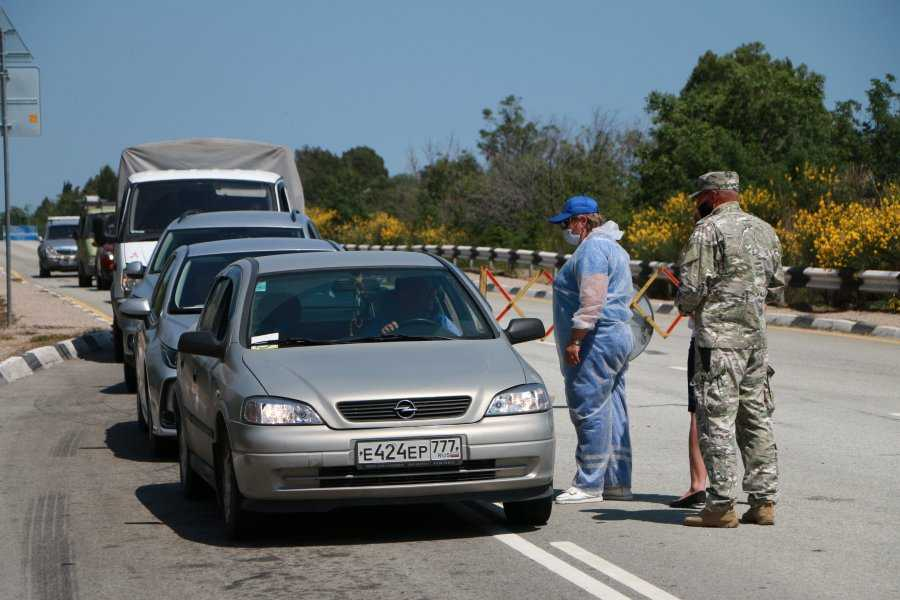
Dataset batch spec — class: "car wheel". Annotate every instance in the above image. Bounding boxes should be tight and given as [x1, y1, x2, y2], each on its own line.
[112, 323, 124, 362]
[144, 376, 165, 456]
[177, 401, 202, 499]
[504, 495, 553, 527]
[135, 391, 148, 432]
[39, 263, 49, 278]
[217, 429, 249, 540]
[77, 264, 91, 287]
[124, 362, 137, 393]
[97, 275, 111, 291]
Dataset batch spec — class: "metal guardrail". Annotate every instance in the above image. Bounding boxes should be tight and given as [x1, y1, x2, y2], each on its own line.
[342, 243, 900, 295]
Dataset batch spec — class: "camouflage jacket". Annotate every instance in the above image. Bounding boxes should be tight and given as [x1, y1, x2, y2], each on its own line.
[675, 202, 785, 349]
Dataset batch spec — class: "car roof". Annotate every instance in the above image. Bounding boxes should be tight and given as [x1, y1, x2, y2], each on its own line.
[128, 169, 281, 184]
[253, 250, 442, 275]
[185, 237, 336, 258]
[163, 210, 309, 231]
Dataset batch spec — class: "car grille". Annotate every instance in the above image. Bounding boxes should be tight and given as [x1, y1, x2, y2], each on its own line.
[337, 396, 471, 422]
[318, 460, 498, 487]
[56, 248, 77, 256]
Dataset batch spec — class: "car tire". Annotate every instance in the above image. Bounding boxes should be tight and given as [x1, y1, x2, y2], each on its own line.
[77, 264, 91, 287]
[39, 263, 49, 278]
[113, 323, 124, 363]
[136, 391, 148, 432]
[144, 377, 166, 456]
[504, 495, 553, 527]
[217, 429, 249, 540]
[177, 401, 202, 500]
[124, 362, 137, 393]
[97, 275, 111, 291]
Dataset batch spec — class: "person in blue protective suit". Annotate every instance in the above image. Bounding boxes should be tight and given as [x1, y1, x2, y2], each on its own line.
[548, 196, 635, 504]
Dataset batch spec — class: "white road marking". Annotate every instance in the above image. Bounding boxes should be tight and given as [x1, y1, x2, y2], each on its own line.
[551, 541, 682, 600]
[538, 340, 555, 346]
[493, 534, 632, 600]
[668, 366, 688, 372]
[889, 413, 900, 418]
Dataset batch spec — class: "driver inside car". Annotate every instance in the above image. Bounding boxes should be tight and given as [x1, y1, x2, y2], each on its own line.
[367, 276, 462, 337]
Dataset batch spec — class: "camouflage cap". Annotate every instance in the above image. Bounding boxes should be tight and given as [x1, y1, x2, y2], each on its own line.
[690, 171, 740, 198]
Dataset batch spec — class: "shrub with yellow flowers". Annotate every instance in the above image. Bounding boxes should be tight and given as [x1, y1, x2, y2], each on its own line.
[306, 205, 463, 246]
[624, 192, 695, 261]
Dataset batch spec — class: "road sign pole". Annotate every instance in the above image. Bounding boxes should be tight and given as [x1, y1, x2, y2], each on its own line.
[0, 30, 11, 326]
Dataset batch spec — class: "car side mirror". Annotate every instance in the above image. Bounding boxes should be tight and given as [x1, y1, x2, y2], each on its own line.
[178, 330, 225, 360]
[505, 318, 545, 345]
[119, 297, 151, 320]
[125, 261, 145, 278]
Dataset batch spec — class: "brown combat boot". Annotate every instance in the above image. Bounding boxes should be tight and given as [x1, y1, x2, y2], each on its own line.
[683, 505, 739, 528]
[740, 502, 775, 525]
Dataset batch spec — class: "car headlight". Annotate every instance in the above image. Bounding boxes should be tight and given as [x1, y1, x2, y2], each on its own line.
[242, 397, 323, 425]
[45, 247, 59, 257]
[485, 384, 551, 416]
[161, 343, 178, 369]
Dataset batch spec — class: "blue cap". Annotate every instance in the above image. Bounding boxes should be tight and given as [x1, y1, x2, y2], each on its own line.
[547, 195, 599, 223]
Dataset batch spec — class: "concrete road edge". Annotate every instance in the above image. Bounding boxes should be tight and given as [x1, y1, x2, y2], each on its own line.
[0, 330, 113, 385]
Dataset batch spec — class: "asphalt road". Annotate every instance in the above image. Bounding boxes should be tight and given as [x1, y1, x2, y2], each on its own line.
[1, 241, 899, 600]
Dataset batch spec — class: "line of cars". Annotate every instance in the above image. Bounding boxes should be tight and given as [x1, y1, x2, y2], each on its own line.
[108, 138, 557, 539]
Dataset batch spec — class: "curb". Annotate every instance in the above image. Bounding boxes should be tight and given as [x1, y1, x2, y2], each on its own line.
[0, 330, 113, 385]
[479, 283, 900, 340]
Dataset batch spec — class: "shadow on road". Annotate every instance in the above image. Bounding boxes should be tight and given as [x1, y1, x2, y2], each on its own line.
[581, 505, 694, 525]
[100, 381, 129, 394]
[135, 482, 493, 548]
[105, 421, 177, 463]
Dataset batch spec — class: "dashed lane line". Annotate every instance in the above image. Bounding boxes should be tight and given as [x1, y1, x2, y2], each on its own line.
[668, 366, 688, 372]
[552, 541, 682, 600]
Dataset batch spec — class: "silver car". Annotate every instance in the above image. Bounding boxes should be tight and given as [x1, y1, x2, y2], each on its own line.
[120, 237, 338, 455]
[176, 251, 554, 538]
[117, 209, 326, 392]
[37, 216, 80, 276]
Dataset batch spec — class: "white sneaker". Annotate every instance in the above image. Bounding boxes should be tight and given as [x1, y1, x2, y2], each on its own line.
[555, 486, 604, 504]
[603, 486, 633, 500]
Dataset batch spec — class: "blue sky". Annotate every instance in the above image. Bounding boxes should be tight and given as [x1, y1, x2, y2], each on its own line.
[4, 0, 899, 209]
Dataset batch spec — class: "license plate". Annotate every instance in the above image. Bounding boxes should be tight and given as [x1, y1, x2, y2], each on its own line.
[356, 437, 462, 468]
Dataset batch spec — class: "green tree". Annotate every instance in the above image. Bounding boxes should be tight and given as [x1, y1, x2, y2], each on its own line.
[296, 145, 391, 218]
[636, 42, 836, 207]
[83, 165, 118, 202]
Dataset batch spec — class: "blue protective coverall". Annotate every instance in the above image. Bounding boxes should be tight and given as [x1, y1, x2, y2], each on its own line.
[553, 222, 635, 491]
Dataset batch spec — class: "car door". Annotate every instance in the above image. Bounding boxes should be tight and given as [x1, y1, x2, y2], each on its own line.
[188, 276, 234, 466]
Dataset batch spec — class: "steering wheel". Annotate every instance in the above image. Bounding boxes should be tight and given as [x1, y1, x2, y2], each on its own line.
[396, 317, 441, 330]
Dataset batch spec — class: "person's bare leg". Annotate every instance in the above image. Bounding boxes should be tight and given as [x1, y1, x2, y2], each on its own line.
[677, 413, 708, 499]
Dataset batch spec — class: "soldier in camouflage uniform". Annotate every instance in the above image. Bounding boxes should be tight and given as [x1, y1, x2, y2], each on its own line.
[675, 171, 784, 528]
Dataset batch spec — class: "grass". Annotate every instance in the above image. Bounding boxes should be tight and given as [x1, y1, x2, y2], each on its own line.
[28, 332, 74, 345]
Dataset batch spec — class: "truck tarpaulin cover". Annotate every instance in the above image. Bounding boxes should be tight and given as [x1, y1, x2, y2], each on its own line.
[116, 138, 305, 212]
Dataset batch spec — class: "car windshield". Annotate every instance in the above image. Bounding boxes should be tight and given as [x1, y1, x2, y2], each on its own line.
[125, 179, 277, 241]
[149, 227, 304, 273]
[170, 251, 316, 312]
[47, 224, 77, 240]
[247, 267, 493, 346]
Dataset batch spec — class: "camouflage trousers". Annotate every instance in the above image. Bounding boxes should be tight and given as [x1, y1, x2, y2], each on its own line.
[693, 345, 778, 508]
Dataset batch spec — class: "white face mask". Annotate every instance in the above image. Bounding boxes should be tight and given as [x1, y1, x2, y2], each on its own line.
[562, 228, 581, 246]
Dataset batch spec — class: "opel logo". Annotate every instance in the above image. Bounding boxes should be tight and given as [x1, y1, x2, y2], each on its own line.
[394, 399, 417, 420]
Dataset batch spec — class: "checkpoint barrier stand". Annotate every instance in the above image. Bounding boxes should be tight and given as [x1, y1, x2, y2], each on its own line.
[479, 266, 556, 340]
[630, 265, 684, 338]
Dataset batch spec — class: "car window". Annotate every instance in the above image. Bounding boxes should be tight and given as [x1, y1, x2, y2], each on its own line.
[150, 255, 179, 319]
[212, 282, 234, 341]
[148, 226, 305, 273]
[276, 182, 289, 211]
[198, 279, 229, 333]
[46, 224, 78, 240]
[124, 179, 277, 241]
[247, 267, 493, 346]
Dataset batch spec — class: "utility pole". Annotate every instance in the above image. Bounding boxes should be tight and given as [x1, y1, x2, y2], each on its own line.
[0, 29, 10, 326]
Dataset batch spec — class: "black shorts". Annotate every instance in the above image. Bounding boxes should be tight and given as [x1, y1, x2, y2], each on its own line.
[687, 338, 697, 413]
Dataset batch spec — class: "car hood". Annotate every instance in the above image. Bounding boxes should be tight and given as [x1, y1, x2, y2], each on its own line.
[160, 312, 199, 350]
[241, 338, 526, 428]
[43, 239, 77, 251]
